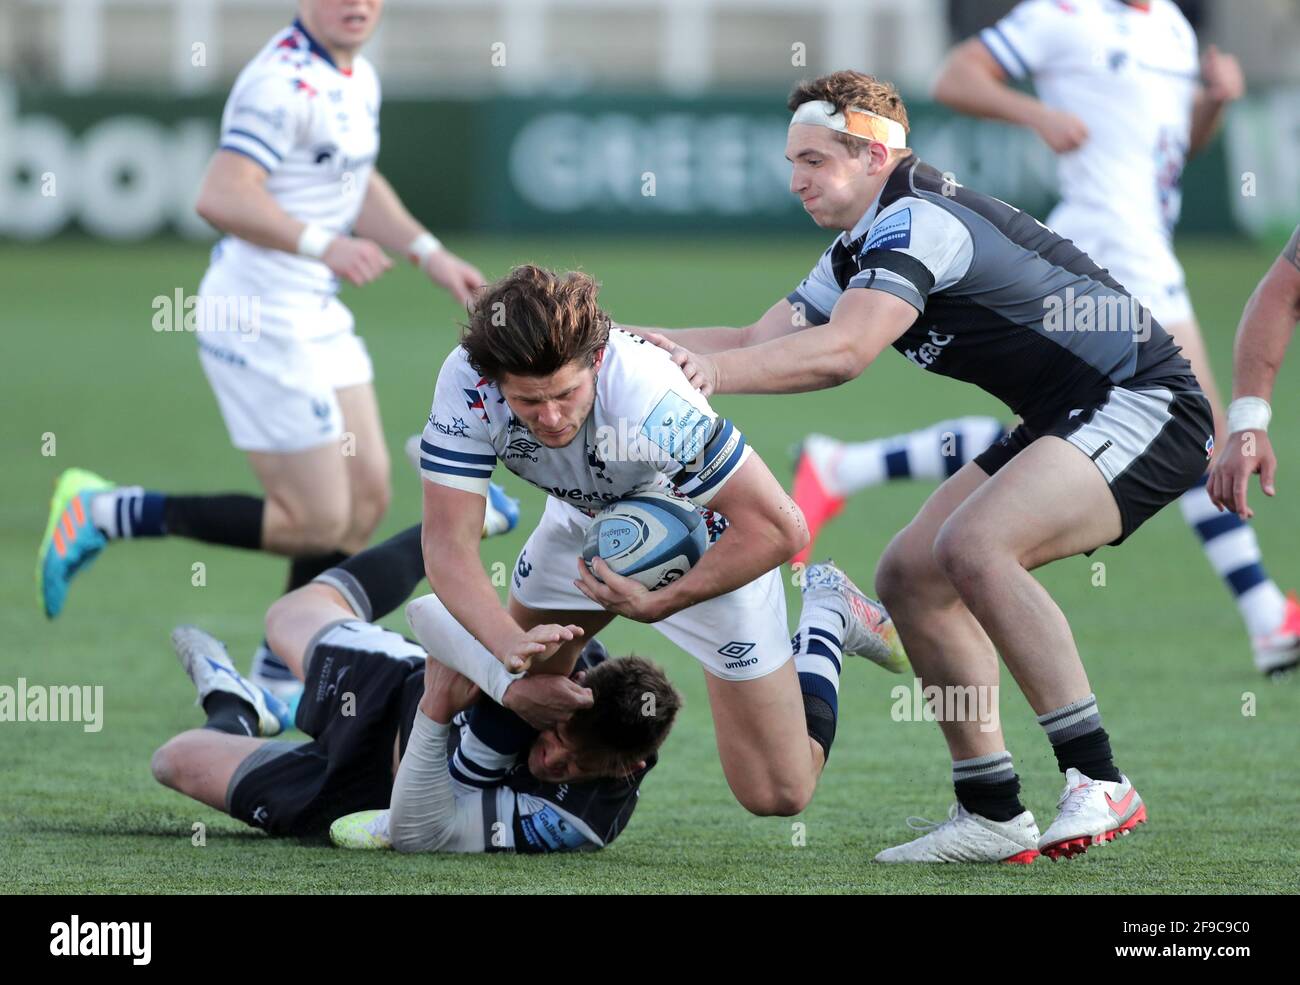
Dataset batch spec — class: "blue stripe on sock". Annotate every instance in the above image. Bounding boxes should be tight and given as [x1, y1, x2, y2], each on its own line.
[884, 448, 911, 479]
[798, 671, 839, 716]
[943, 432, 965, 477]
[115, 496, 126, 538]
[806, 639, 842, 675]
[1226, 563, 1268, 597]
[1194, 511, 1243, 544]
[806, 626, 841, 645]
[137, 492, 167, 537]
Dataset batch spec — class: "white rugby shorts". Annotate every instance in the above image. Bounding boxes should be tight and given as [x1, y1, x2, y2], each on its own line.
[194, 268, 374, 453]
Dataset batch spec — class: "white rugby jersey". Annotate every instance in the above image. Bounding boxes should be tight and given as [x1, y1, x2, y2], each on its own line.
[420, 329, 751, 512]
[980, 0, 1199, 239]
[208, 18, 381, 301]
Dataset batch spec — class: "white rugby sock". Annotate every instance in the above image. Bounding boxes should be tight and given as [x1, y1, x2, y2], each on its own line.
[831, 416, 1005, 494]
[1179, 477, 1286, 637]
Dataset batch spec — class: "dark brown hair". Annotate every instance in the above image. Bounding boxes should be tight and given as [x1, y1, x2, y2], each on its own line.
[462, 264, 611, 380]
[566, 656, 682, 776]
[787, 70, 910, 157]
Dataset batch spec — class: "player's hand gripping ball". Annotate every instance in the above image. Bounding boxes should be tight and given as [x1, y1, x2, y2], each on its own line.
[582, 489, 708, 591]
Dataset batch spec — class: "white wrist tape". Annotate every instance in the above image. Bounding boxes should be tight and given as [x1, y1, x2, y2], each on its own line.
[405, 594, 520, 705]
[407, 231, 442, 266]
[1227, 396, 1271, 434]
[296, 223, 335, 259]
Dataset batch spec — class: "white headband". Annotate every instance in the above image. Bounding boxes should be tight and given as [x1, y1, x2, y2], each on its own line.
[790, 99, 908, 149]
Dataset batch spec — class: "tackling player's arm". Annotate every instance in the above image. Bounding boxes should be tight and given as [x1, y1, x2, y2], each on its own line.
[678, 288, 918, 396]
[195, 149, 392, 287]
[352, 170, 486, 305]
[1188, 45, 1245, 158]
[1208, 227, 1300, 518]
[620, 298, 809, 355]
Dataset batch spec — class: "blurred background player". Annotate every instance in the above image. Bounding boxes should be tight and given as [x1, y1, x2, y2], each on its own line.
[151, 521, 680, 852]
[928, 0, 1299, 675]
[1208, 224, 1300, 669]
[36, 0, 516, 701]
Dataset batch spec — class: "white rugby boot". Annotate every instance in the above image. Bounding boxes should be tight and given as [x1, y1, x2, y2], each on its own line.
[171, 625, 286, 737]
[1038, 767, 1147, 860]
[800, 561, 909, 673]
[874, 803, 1040, 864]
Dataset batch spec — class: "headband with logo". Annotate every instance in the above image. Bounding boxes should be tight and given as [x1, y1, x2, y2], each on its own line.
[789, 99, 908, 149]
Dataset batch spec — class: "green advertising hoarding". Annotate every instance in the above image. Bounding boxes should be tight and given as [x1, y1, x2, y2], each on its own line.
[2, 81, 1294, 241]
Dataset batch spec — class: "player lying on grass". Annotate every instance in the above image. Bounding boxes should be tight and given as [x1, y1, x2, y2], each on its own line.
[631, 70, 1215, 862]
[151, 524, 682, 852]
[419, 264, 907, 818]
[1209, 225, 1300, 642]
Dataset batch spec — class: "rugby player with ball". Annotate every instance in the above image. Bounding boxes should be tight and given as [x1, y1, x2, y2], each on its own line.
[419, 264, 907, 817]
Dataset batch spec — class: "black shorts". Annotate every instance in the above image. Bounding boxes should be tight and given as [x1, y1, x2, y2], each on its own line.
[974, 381, 1213, 545]
[226, 621, 425, 837]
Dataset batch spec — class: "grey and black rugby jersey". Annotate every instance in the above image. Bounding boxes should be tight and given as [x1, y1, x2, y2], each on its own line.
[788, 154, 1198, 426]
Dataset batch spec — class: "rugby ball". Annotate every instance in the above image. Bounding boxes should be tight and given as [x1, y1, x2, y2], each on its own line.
[582, 489, 708, 591]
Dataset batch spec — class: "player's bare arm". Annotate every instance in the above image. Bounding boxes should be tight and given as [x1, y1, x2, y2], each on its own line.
[195, 149, 392, 287]
[674, 288, 918, 396]
[574, 452, 807, 622]
[932, 37, 1087, 154]
[352, 170, 486, 304]
[1208, 228, 1300, 518]
[1188, 44, 1245, 158]
[621, 298, 805, 355]
[421, 478, 583, 673]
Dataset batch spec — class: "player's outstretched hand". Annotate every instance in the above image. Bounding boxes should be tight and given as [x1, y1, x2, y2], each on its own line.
[503, 674, 594, 730]
[642, 333, 719, 396]
[1208, 429, 1276, 520]
[1201, 45, 1245, 104]
[574, 556, 670, 624]
[423, 249, 487, 307]
[497, 623, 585, 673]
[324, 236, 393, 286]
[421, 658, 481, 725]
[1032, 106, 1089, 154]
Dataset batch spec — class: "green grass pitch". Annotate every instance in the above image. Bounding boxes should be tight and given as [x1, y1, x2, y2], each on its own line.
[3, 234, 1298, 894]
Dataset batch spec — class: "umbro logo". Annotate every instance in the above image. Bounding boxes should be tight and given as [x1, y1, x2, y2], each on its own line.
[717, 641, 755, 659]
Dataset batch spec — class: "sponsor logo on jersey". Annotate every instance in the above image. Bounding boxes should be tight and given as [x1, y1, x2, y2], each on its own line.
[862, 207, 912, 252]
[515, 555, 532, 582]
[505, 436, 541, 462]
[428, 415, 470, 438]
[642, 391, 711, 464]
[903, 328, 954, 369]
[520, 805, 588, 852]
